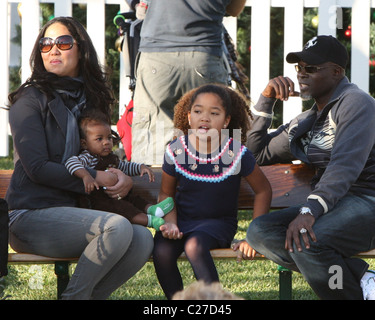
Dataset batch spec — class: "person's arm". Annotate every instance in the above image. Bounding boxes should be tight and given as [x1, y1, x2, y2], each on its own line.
[73, 168, 99, 194]
[118, 160, 142, 176]
[233, 164, 272, 260]
[226, 0, 246, 17]
[118, 160, 155, 182]
[246, 76, 300, 165]
[158, 171, 183, 239]
[244, 164, 272, 221]
[101, 168, 133, 199]
[94, 170, 119, 187]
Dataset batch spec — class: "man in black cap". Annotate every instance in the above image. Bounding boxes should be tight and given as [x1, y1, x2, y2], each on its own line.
[244, 35, 375, 299]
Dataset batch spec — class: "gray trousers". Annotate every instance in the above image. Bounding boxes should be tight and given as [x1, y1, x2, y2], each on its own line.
[132, 51, 228, 165]
[9, 207, 153, 299]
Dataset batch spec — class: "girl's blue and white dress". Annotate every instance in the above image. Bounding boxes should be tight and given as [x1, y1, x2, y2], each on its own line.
[162, 135, 256, 247]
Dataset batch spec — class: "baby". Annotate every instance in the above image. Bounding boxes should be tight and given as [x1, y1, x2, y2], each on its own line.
[65, 109, 173, 230]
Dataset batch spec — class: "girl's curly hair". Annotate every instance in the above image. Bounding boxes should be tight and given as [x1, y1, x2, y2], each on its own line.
[173, 84, 253, 144]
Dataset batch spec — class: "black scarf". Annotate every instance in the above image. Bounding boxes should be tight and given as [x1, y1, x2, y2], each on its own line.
[51, 76, 86, 163]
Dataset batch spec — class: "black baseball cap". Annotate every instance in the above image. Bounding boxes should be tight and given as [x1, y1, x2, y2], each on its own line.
[286, 35, 348, 69]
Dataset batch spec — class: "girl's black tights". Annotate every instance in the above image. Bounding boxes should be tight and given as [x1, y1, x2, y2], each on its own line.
[153, 231, 221, 299]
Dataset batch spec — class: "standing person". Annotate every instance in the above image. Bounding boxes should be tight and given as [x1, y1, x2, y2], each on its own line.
[246, 35, 375, 300]
[152, 84, 272, 299]
[131, 0, 246, 165]
[65, 109, 174, 231]
[6, 16, 153, 300]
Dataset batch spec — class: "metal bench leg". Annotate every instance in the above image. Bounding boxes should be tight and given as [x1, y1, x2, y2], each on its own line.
[54, 261, 70, 300]
[277, 265, 292, 300]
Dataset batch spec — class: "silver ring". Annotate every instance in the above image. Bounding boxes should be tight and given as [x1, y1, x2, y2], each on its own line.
[299, 228, 307, 234]
[117, 194, 122, 200]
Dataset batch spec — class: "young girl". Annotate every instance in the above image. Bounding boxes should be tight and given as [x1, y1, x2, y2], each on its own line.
[65, 110, 174, 230]
[152, 83, 272, 299]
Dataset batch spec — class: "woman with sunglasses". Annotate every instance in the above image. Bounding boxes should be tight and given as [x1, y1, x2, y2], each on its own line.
[245, 35, 375, 300]
[6, 16, 153, 300]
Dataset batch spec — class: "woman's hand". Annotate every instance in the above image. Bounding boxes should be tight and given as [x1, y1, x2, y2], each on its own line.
[95, 170, 118, 187]
[103, 168, 133, 200]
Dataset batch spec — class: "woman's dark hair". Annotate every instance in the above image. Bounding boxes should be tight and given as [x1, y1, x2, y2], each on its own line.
[8, 16, 114, 118]
[173, 83, 252, 144]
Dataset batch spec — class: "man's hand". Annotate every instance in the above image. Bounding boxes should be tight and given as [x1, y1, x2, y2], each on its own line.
[262, 76, 300, 101]
[285, 214, 316, 252]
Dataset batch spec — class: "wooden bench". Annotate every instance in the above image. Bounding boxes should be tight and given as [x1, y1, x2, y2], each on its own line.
[2, 165, 375, 300]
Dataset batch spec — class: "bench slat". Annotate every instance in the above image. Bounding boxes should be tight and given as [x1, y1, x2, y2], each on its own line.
[8, 253, 78, 264]
[8, 248, 375, 264]
[0, 170, 12, 199]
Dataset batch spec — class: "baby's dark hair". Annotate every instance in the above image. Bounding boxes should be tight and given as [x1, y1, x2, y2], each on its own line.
[78, 109, 121, 144]
[173, 83, 252, 144]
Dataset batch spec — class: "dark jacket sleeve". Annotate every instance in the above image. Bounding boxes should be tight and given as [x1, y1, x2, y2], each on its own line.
[246, 94, 295, 165]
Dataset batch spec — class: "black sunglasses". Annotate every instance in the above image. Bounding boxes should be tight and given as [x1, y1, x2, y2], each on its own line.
[295, 64, 329, 74]
[39, 35, 77, 53]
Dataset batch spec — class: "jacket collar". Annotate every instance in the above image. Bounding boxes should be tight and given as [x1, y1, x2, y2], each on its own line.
[48, 93, 67, 138]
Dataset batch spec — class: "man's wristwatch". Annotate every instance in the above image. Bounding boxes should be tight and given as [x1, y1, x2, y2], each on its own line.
[299, 207, 313, 216]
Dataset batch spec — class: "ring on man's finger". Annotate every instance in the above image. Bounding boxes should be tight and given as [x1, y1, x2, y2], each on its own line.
[117, 194, 122, 200]
[299, 228, 307, 234]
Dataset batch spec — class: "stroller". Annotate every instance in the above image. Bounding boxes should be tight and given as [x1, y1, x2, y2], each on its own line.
[113, 10, 143, 161]
[114, 4, 249, 160]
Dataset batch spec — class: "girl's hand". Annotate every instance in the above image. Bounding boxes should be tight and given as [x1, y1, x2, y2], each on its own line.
[232, 240, 258, 262]
[159, 222, 183, 240]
